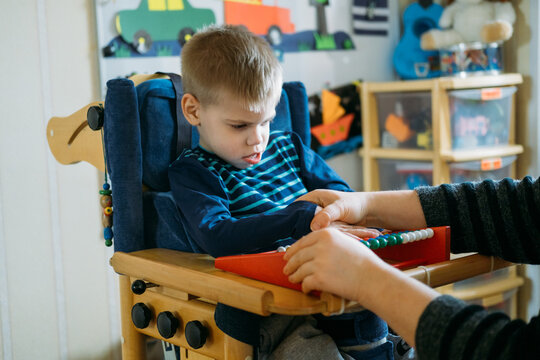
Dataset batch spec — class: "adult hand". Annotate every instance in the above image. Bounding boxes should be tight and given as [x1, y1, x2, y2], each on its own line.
[283, 228, 384, 301]
[296, 190, 369, 231]
[283, 227, 439, 348]
[327, 221, 381, 239]
[298, 189, 427, 231]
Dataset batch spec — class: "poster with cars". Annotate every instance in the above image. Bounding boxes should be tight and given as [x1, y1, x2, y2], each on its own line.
[95, 0, 399, 96]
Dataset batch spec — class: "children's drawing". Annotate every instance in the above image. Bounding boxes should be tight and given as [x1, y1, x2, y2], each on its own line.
[101, 0, 356, 58]
[103, 0, 216, 57]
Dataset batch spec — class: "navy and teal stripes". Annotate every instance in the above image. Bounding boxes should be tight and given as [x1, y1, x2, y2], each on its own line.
[169, 130, 350, 257]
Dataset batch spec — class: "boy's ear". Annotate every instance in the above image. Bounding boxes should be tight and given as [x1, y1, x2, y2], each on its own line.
[181, 93, 201, 126]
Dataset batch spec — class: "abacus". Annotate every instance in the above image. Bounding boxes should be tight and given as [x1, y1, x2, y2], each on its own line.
[215, 226, 450, 292]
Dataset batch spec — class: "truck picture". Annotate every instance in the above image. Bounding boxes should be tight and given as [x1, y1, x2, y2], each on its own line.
[224, 0, 295, 45]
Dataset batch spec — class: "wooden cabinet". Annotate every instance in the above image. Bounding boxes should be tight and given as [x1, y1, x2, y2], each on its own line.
[360, 74, 523, 190]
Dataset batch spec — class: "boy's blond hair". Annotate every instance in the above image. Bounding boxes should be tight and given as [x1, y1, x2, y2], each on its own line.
[181, 24, 283, 112]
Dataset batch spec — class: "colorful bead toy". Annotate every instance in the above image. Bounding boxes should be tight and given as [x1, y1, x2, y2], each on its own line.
[360, 228, 434, 250]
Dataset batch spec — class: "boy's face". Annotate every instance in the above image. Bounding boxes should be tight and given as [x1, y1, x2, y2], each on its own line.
[182, 91, 276, 169]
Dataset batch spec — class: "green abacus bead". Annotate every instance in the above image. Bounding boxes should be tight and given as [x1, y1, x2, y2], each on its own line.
[368, 238, 379, 250]
[395, 234, 403, 245]
[386, 235, 397, 246]
[361, 240, 370, 249]
[378, 237, 388, 248]
[105, 239, 113, 247]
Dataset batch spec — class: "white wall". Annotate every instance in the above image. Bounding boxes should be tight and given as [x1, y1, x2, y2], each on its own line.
[0, 1, 120, 359]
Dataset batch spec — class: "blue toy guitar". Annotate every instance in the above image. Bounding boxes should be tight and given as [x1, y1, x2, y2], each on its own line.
[393, 0, 443, 79]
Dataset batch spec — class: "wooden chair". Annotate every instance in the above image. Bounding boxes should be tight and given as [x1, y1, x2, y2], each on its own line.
[47, 74, 514, 360]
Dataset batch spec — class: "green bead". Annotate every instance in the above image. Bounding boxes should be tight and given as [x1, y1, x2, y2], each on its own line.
[361, 240, 370, 249]
[387, 235, 397, 246]
[368, 238, 379, 250]
[378, 237, 388, 248]
[99, 189, 112, 195]
[395, 234, 403, 245]
[105, 239, 113, 247]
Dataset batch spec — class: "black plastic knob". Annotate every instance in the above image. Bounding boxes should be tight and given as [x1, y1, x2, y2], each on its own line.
[87, 105, 104, 131]
[185, 320, 208, 349]
[157, 311, 180, 339]
[131, 280, 158, 295]
[131, 303, 152, 329]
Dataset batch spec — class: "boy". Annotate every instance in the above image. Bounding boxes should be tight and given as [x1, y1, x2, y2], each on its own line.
[169, 25, 397, 360]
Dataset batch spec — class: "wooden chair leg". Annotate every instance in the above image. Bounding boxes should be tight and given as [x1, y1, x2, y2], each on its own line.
[119, 275, 147, 360]
[223, 335, 253, 360]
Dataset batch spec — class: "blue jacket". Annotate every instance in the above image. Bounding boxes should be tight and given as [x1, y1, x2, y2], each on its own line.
[169, 131, 351, 257]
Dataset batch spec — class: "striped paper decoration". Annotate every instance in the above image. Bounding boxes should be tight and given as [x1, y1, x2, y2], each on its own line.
[352, 0, 389, 36]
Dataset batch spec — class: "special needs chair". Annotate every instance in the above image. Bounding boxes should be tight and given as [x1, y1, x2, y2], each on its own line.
[47, 73, 514, 360]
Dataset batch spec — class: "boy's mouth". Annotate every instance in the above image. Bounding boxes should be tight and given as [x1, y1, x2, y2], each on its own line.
[243, 152, 262, 165]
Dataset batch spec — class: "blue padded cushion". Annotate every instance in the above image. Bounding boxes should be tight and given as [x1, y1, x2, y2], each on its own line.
[104, 77, 310, 253]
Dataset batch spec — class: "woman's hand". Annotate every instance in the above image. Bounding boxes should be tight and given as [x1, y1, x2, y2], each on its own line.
[283, 228, 385, 302]
[327, 221, 381, 239]
[297, 189, 427, 231]
[297, 190, 370, 230]
[283, 227, 440, 347]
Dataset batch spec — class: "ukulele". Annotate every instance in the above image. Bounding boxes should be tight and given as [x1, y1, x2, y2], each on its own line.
[393, 0, 443, 79]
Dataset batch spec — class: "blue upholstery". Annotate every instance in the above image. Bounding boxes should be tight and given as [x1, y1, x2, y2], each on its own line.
[104, 76, 311, 253]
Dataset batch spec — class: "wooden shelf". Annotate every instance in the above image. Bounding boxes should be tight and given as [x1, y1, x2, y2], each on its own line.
[361, 74, 523, 190]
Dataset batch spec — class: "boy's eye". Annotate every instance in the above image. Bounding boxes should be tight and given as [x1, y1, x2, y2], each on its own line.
[230, 124, 246, 129]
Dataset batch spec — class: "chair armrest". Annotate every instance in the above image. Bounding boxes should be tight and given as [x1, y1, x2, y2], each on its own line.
[110, 249, 346, 316]
[110, 249, 514, 317]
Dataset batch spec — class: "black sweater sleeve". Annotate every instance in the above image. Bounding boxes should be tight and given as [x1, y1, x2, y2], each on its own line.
[414, 176, 540, 359]
[416, 176, 540, 264]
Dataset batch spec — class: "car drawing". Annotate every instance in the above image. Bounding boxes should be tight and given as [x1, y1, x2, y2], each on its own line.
[115, 0, 216, 53]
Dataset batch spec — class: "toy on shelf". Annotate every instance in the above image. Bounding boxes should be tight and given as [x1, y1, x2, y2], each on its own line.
[309, 82, 363, 159]
[379, 97, 433, 150]
[393, 0, 443, 79]
[440, 41, 503, 77]
[420, 0, 516, 51]
[215, 226, 450, 292]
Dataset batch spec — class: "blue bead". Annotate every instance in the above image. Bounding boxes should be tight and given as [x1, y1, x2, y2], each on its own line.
[104, 227, 113, 240]
[103, 183, 111, 190]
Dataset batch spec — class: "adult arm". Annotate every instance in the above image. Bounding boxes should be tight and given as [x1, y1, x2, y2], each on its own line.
[169, 161, 317, 257]
[417, 176, 540, 264]
[302, 177, 540, 264]
[284, 229, 540, 359]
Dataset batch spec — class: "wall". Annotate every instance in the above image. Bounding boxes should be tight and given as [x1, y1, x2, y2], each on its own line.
[0, 1, 120, 359]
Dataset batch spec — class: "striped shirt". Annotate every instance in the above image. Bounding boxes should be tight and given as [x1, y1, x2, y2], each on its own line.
[169, 131, 350, 257]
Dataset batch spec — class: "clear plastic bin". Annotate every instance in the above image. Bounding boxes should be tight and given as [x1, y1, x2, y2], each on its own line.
[450, 155, 516, 183]
[450, 86, 516, 149]
[375, 92, 432, 150]
[377, 159, 433, 190]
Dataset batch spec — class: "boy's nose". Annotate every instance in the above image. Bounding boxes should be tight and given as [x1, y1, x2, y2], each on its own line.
[247, 127, 263, 146]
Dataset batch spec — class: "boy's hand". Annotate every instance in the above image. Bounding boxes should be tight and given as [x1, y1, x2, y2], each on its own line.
[327, 221, 381, 239]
